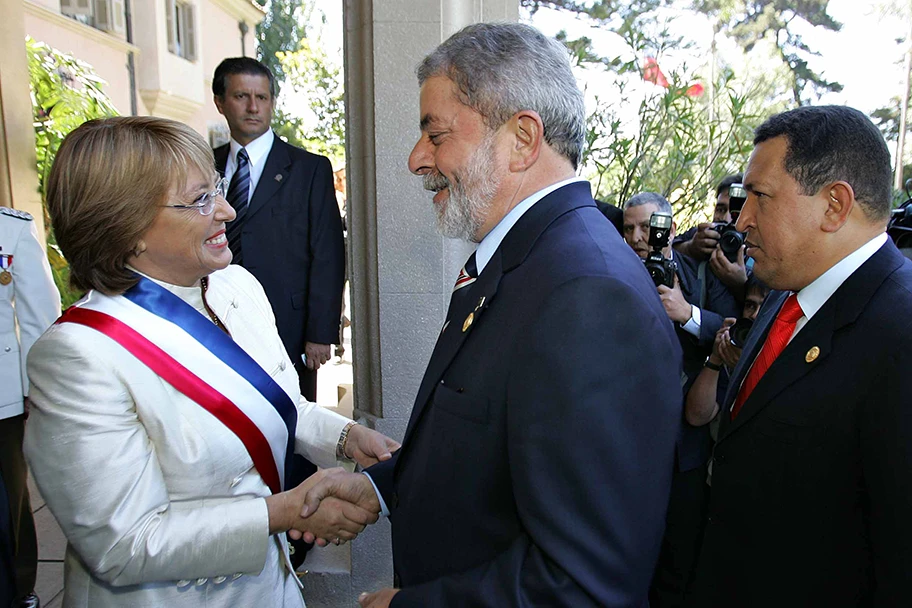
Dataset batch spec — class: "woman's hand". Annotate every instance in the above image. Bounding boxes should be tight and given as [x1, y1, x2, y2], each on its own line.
[266, 468, 377, 545]
[345, 425, 401, 468]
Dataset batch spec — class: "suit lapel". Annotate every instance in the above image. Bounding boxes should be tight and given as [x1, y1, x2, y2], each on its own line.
[246, 139, 292, 222]
[402, 253, 504, 445]
[214, 144, 229, 176]
[400, 181, 597, 449]
[718, 240, 905, 441]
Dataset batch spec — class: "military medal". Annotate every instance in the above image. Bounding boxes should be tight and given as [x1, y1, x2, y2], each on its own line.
[0, 254, 12, 285]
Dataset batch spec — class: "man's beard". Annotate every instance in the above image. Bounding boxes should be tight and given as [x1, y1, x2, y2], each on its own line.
[423, 134, 499, 242]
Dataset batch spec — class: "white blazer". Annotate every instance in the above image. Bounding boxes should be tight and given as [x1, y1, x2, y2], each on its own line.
[24, 265, 349, 607]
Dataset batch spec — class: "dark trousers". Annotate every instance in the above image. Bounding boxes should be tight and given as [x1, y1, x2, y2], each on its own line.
[0, 415, 38, 597]
[289, 361, 319, 569]
[649, 464, 709, 608]
[294, 360, 317, 403]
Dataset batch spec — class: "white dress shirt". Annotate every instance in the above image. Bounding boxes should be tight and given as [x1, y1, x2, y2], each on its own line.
[790, 232, 887, 341]
[224, 129, 275, 203]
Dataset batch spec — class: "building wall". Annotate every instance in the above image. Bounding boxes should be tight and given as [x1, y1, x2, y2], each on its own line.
[24, 1, 141, 116]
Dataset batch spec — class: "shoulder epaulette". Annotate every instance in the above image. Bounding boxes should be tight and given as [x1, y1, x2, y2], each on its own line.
[0, 207, 33, 221]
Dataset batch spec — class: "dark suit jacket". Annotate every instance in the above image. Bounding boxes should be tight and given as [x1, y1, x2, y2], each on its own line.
[674, 251, 740, 472]
[214, 137, 345, 362]
[369, 182, 683, 607]
[693, 240, 912, 607]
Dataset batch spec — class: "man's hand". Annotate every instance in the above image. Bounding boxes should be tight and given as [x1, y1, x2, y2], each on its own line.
[345, 425, 401, 468]
[716, 321, 743, 369]
[657, 275, 692, 325]
[679, 223, 720, 261]
[298, 470, 381, 545]
[359, 588, 400, 608]
[267, 468, 378, 545]
[291, 495, 378, 547]
[304, 342, 332, 371]
[710, 245, 748, 291]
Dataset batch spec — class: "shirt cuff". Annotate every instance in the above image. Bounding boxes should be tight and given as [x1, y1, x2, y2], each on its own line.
[362, 471, 390, 518]
[681, 305, 702, 337]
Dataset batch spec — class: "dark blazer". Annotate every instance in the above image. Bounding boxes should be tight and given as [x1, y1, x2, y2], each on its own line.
[693, 240, 912, 607]
[368, 182, 683, 607]
[214, 137, 345, 362]
[674, 251, 740, 471]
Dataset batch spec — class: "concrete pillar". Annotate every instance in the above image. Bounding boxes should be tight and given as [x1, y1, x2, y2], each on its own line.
[298, 1, 517, 605]
[0, 0, 45, 241]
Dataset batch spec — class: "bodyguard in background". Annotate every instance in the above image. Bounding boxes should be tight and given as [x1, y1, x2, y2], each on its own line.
[693, 105, 912, 607]
[212, 57, 344, 403]
[0, 207, 60, 608]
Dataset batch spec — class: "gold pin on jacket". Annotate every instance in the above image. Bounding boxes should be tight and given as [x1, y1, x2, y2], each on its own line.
[805, 346, 820, 363]
[462, 297, 486, 333]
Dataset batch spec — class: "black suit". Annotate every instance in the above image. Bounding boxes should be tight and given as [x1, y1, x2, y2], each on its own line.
[650, 252, 739, 608]
[368, 182, 683, 606]
[693, 240, 912, 607]
[214, 136, 345, 400]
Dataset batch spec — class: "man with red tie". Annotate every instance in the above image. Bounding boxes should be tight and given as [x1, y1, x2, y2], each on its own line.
[692, 106, 912, 607]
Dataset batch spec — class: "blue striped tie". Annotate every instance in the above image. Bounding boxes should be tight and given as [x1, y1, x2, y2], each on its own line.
[226, 148, 250, 265]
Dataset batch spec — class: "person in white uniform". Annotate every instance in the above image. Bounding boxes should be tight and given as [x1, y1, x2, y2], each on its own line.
[0, 205, 60, 608]
[24, 116, 397, 608]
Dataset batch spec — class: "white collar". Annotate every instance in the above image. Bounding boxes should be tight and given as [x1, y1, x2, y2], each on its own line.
[229, 129, 274, 167]
[796, 232, 887, 321]
[474, 177, 588, 274]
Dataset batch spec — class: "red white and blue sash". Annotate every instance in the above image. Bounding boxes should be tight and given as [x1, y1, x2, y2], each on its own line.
[56, 276, 296, 495]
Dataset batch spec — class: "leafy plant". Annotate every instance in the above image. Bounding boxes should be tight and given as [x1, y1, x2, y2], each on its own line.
[26, 36, 118, 307]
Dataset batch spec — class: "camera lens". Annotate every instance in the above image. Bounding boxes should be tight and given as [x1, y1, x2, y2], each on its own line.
[719, 228, 744, 262]
[729, 318, 754, 348]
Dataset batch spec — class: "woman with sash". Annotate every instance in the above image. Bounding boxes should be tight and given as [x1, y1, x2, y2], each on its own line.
[23, 117, 397, 607]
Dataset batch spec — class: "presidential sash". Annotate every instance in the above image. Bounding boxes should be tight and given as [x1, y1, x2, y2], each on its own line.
[56, 276, 297, 495]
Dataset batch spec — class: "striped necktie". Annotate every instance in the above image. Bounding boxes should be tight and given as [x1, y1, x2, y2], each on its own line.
[453, 252, 478, 292]
[226, 148, 250, 265]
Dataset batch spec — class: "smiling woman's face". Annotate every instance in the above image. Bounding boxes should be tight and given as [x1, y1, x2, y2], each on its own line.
[131, 167, 236, 287]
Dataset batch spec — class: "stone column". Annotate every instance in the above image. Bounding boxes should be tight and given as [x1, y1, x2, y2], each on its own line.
[299, 1, 518, 605]
[0, 1, 45, 240]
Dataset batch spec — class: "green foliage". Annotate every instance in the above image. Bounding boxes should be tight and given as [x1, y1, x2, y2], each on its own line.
[26, 36, 117, 307]
[275, 39, 345, 165]
[254, 0, 315, 97]
[693, 0, 842, 105]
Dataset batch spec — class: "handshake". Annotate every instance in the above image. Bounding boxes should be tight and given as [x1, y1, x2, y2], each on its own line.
[266, 424, 399, 546]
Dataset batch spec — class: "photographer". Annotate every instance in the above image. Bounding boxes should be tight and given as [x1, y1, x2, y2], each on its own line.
[622, 192, 740, 608]
[684, 275, 771, 429]
[674, 174, 741, 261]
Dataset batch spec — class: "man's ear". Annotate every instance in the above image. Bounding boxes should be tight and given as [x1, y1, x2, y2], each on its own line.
[671, 219, 677, 241]
[821, 181, 855, 233]
[214, 95, 225, 116]
[508, 110, 544, 173]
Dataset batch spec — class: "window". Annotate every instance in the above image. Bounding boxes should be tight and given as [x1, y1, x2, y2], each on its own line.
[166, 0, 196, 61]
[60, 0, 126, 37]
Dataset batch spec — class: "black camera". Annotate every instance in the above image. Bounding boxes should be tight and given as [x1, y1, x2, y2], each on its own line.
[729, 317, 754, 348]
[644, 211, 677, 288]
[712, 183, 747, 263]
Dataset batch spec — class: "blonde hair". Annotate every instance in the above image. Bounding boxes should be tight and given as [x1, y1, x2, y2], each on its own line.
[46, 116, 215, 294]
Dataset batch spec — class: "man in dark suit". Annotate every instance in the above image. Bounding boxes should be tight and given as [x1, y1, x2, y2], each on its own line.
[692, 105, 912, 607]
[299, 23, 683, 608]
[212, 57, 344, 403]
[621, 192, 739, 607]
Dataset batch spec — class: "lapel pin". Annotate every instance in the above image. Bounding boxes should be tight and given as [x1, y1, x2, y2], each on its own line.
[462, 312, 474, 332]
[805, 346, 820, 363]
[275, 174, 283, 182]
[475, 296, 486, 311]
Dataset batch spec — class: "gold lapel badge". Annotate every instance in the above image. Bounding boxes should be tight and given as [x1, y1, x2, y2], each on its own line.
[805, 346, 820, 363]
[462, 312, 474, 332]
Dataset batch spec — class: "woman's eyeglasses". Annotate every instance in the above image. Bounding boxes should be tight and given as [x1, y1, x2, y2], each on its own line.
[163, 177, 230, 216]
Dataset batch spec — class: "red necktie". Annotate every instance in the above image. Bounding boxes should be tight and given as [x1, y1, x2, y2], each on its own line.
[731, 294, 803, 419]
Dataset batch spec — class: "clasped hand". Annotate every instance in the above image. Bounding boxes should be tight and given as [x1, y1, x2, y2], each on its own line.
[267, 468, 380, 546]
